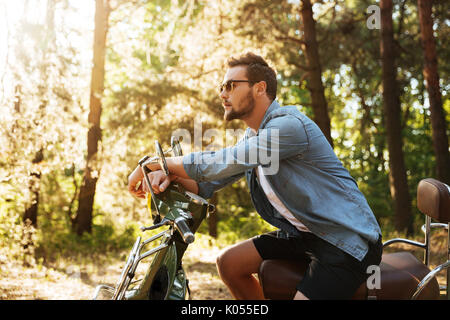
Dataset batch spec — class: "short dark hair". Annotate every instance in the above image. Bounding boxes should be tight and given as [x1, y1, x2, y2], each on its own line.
[227, 52, 277, 101]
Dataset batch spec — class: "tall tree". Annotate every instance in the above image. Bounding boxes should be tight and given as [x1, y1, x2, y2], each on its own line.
[417, 0, 450, 185]
[299, 0, 333, 147]
[74, 0, 111, 235]
[238, 0, 333, 146]
[19, 0, 56, 228]
[380, 0, 413, 233]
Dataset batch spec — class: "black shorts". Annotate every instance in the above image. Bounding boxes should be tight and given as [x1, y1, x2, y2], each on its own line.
[253, 230, 382, 300]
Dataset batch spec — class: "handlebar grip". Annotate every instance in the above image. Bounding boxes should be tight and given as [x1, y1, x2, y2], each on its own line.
[138, 155, 149, 166]
[174, 217, 195, 244]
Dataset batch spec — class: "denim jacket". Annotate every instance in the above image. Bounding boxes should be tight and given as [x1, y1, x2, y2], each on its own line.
[182, 100, 382, 261]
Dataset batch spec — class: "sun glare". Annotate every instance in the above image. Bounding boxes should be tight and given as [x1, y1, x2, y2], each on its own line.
[0, 1, 22, 74]
[0, 0, 94, 101]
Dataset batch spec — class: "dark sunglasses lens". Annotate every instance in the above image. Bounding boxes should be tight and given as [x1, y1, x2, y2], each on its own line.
[219, 81, 233, 94]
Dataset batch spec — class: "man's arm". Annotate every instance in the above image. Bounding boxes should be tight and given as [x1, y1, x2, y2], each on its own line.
[142, 169, 243, 199]
[129, 115, 307, 197]
[139, 156, 190, 179]
[181, 115, 309, 182]
[173, 176, 199, 194]
[128, 162, 243, 199]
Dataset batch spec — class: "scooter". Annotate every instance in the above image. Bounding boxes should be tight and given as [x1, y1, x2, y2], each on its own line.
[93, 136, 449, 300]
[93, 137, 215, 300]
[258, 178, 450, 300]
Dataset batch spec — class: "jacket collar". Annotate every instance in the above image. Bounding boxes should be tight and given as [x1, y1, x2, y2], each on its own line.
[246, 100, 281, 137]
[258, 99, 281, 131]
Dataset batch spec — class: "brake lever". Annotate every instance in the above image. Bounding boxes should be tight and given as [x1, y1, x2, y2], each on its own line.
[140, 219, 171, 232]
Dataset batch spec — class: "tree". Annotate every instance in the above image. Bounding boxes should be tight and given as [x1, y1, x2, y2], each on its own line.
[417, 0, 450, 184]
[74, 0, 111, 235]
[299, 0, 333, 147]
[238, 0, 333, 147]
[8, 0, 58, 228]
[380, 0, 412, 233]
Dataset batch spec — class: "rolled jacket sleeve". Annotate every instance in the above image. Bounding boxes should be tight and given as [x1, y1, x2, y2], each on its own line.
[196, 173, 244, 199]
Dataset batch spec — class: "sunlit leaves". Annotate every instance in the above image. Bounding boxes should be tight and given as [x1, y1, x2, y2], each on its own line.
[1, 0, 447, 242]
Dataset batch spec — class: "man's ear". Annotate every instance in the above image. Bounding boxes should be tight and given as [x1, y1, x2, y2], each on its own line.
[255, 81, 267, 97]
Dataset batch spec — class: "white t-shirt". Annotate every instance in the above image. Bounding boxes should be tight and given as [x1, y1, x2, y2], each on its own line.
[256, 166, 310, 233]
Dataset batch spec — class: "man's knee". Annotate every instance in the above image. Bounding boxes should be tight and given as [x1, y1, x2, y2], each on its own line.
[216, 239, 262, 279]
[216, 247, 236, 278]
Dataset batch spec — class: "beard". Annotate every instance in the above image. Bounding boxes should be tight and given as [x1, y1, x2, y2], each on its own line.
[224, 91, 255, 121]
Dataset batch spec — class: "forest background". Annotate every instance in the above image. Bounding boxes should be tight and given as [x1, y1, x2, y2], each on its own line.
[0, 0, 448, 299]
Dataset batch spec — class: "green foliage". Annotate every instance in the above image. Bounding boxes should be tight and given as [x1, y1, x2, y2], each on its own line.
[35, 220, 137, 262]
[1, 0, 448, 266]
[215, 210, 277, 244]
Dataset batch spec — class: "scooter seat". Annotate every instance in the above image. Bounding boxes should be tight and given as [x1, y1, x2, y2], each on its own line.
[258, 251, 440, 300]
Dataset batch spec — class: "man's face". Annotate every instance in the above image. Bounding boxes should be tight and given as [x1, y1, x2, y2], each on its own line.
[220, 66, 255, 121]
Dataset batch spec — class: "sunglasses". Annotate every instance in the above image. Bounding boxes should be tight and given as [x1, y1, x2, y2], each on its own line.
[219, 80, 256, 94]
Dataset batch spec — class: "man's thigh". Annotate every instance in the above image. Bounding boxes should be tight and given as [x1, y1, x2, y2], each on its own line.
[297, 233, 381, 300]
[253, 231, 381, 300]
[218, 238, 264, 275]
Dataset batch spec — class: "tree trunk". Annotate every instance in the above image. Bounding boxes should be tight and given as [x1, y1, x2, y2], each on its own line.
[74, 0, 110, 235]
[23, 151, 43, 227]
[21, 0, 55, 228]
[23, 179, 40, 227]
[208, 193, 218, 238]
[14, 84, 39, 227]
[380, 0, 413, 233]
[300, 0, 333, 148]
[417, 0, 450, 185]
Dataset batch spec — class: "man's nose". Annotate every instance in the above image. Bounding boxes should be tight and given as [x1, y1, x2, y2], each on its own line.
[220, 88, 228, 100]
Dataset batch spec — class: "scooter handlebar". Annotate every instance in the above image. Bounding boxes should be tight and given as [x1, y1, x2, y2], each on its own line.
[174, 216, 195, 244]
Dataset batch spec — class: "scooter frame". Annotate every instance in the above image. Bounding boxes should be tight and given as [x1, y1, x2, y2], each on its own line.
[93, 139, 214, 300]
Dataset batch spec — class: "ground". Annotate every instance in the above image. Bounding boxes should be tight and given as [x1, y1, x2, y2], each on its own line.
[0, 231, 447, 300]
[0, 234, 233, 300]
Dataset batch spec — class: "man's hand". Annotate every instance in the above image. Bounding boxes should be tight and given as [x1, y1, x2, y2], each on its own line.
[128, 165, 145, 199]
[142, 170, 177, 194]
[128, 165, 178, 199]
[128, 155, 190, 199]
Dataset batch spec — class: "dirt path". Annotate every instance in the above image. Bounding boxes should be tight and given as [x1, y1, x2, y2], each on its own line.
[0, 236, 233, 300]
[1, 232, 447, 300]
